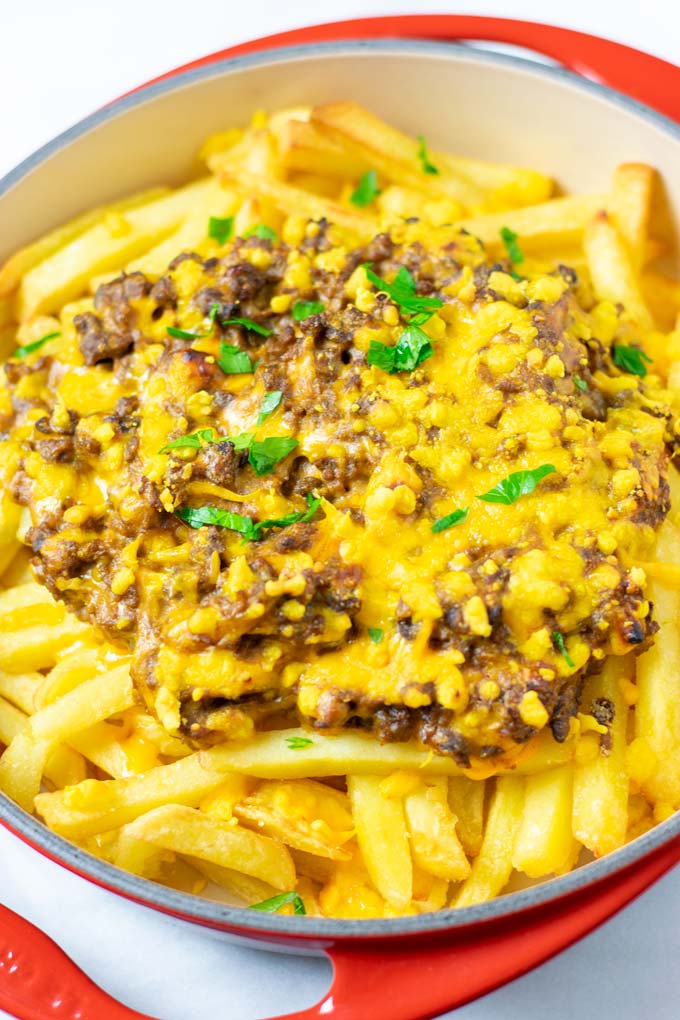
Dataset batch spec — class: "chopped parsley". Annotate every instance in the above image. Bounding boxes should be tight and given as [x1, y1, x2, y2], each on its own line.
[175, 506, 253, 534]
[257, 390, 283, 425]
[286, 736, 314, 750]
[351, 169, 381, 207]
[366, 324, 433, 374]
[249, 891, 306, 915]
[552, 630, 575, 669]
[292, 300, 324, 322]
[574, 378, 589, 392]
[431, 506, 469, 533]
[477, 464, 556, 506]
[417, 135, 439, 175]
[217, 343, 254, 374]
[248, 436, 298, 476]
[243, 224, 277, 242]
[221, 317, 273, 338]
[14, 331, 60, 359]
[208, 216, 234, 245]
[368, 627, 384, 644]
[612, 344, 652, 378]
[166, 304, 220, 342]
[500, 226, 525, 266]
[364, 265, 442, 322]
[176, 493, 321, 543]
[160, 428, 217, 453]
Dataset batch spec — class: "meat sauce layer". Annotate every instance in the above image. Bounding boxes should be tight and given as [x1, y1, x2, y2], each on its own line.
[4, 219, 676, 763]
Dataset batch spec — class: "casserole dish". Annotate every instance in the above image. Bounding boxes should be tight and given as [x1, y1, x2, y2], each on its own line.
[1, 15, 680, 1020]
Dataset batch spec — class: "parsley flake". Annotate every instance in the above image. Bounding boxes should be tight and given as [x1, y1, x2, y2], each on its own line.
[351, 169, 381, 207]
[292, 300, 324, 322]
[612, 345, 652, 378]
[208, 216, 234, 245]
[246, 493, 321, 542]
[160, 428, 217, 453]
[217, 343, 254, 375]
[243, 224, 277, 242]
[248, 436, 298, 476]
[477, 464, 556, 506]
[175, 506, 253, 534]
[417, 135, 439, 175]
[431, 506, 469, 533]
[500, 226, 525, 266]
[14, 331, 61, 359]
[574, 378, 589, 392]
[257, 390, 283, 425]
[367, 324, 434, 374]
[286, 736, 314, 750]
[368, 627, 384, 644]
[364, 265, 442, 322]
[552, 630, 575, 669]
[250, 891, 306, 915]
[222, 317, 273, 337]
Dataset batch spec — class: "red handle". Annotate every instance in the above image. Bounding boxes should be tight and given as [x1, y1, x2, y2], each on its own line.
[145, 15, 680, 124]
[272, 833, 680, 1020]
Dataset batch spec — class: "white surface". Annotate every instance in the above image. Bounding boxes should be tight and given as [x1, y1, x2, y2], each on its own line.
[1, 2, 680, 1018]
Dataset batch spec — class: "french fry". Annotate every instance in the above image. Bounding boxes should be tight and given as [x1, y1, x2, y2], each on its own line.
[190, 857, 278, 904]
[454, 776, 524, 907]
[123, 804, 296, 890]
[584, 211, 654, 330]
[0, 187, 170, 298]
[347, 774, 412, 910]
[277, 119, 368, 180]
[636, 515, 680, 806]
[513, 765, 575, 878]
[0, 670, 43, 714]
[0, 693, 85, 790]
[311, 102, 485, 209]
[447, 776, 485, 857]
[609, 163, 655, 272]
[18, 178, 222, 318]
[404, 780, 470, 882]
[641, 270, 680, 331]
[572, 657, 631, 856]
[458, 194, 605, 250]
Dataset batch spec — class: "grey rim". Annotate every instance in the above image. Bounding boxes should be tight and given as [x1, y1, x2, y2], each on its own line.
[2, 37, 680, 939]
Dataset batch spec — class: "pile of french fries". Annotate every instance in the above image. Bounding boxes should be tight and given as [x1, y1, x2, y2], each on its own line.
[0, 103, 679, 918]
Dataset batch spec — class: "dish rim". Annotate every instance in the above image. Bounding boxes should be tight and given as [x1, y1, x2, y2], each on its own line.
[2, 36, 680, 938]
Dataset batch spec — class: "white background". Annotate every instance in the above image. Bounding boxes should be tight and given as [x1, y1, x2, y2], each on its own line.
[2, 2, 680, 1018]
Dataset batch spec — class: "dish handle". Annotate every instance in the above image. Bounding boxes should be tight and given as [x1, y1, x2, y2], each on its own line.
[158, 14, 680, 124]
[272, 832, 680, 1020]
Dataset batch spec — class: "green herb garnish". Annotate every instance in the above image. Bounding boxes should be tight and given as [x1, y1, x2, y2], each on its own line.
[160, 428, 217, 453]
[368, 628, 384, 644]
[552, 630, 575, 669]
[175, 506, 253, 534]
[366, 324, 434, 374]
[364, 265, 442, 322]
[208, 216, 234, 245]
[500, 226, 525, 266]
[351, 170, 381, 207]
[243, 224, 277, 242]
[292, 301, 324, 322]
[13, 331, 61, 359]
[417, 135, 439, 175]
[249, 891, 306, 915]
[574, 378, 589, 392]
[431, 506, 469, 533]
[246, 493, 321, 542]
[612, 345, 652, 378]
[166, 304, 220, 342]
[248, 436, 298, 476]
[477, 464, 556, 506]
[222, 317, 273, 338]
[217, 343, 254, 374]
[257, 390, 283, 425]
[286, 736, 314, 750]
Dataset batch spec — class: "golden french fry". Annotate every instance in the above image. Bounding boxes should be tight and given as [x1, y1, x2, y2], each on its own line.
[458, 194, 605, 250]
[404, 780, 470, 882]
[609, 163, 655, 272]
[190, 858, 278, 905]
[0, 730, 50, 810]
[572, 657, 631, 856]
[447, 777, 485, 857]
[0, 187, 170, 298]
[513, 765, 575, 878]
[641, 271, 680, 331]
[0, 694, 86, 790]
[277, 119, 368, 179]
[347, 774, 412, 910]
[584, 211, 654, 330]
[124, 804, 296, 890]
[454, 776, 524, 907]
[0, 670, 43, 714]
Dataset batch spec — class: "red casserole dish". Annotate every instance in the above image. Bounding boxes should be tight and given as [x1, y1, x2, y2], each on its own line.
[1, 15, 680, 1020]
